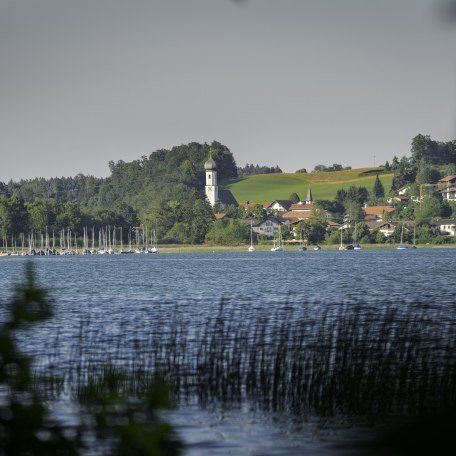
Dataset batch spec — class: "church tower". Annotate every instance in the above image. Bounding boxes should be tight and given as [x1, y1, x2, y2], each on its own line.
[305, 185, 313, 205]
[205, 155, 218, 207]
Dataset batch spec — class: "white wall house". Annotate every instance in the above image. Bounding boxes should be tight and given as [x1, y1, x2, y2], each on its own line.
[439, 176, 456, 202]
[265, 200, 293, 212]
[434, 219, 456, 236]
[252, 217, 290, 239]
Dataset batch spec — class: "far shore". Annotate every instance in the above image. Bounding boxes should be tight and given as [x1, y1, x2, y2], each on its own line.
[1, 243, 455, 256]
[157, 243, 456, 253]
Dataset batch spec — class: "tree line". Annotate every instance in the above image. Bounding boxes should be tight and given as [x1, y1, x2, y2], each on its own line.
[0, 142, 237, 245]
[237, 163, 282, 177]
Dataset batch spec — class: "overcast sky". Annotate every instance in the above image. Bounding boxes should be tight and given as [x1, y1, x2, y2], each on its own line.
[0, 0, 455, 182]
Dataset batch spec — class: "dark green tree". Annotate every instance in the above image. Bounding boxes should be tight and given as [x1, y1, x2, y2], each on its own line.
[55, 202, 82, 232]
[354, 221, 372, 243]
[414, 195, 443, 224]
[296, 219, 326, 244]
[288, 192, 301, 204]
[190, 199, 214, 243]
[343, 200, 364, 223]
[205, 219, 249, 245]
[372, 174, 385, 198]
[26, 198, 59, 232]
[415, 160, 441, 184]
[0, 263, 79, 454]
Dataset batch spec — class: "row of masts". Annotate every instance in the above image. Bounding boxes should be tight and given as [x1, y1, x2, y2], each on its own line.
[0, 226, 159, 256]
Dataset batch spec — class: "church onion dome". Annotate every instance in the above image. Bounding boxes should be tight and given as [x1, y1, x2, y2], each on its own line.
[204, 157, 217, 170]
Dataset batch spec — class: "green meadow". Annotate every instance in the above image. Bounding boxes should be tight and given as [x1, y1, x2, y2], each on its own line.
[225, 168, 394, 203]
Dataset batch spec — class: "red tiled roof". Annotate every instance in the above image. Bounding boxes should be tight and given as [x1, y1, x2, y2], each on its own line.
[289, 203, 313, 211]
[281, 211, 312, 220]
[438, 175, 456, 183]
[365, 221, 399, 230]
[363, 206, 395, 216]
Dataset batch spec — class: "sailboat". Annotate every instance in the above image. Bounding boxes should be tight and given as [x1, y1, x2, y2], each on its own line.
[298, 229, 307, 251]
[248, 219, 255, 252]
[353, 223, 361, 249]
[397, 223, 408, 249]
[82, 226, 91, 255]
[151, 228, 159, 253]
[339, 229, 345, 250]
[339, 228, 354, 250]
[271, 225, 283, 251]
[412, 224, 417, 249]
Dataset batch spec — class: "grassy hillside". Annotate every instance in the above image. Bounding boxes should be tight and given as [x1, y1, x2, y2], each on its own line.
[226, 168, 394, 203]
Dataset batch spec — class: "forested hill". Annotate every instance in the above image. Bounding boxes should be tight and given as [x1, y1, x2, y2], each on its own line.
[0, 142, 237, 243]
[97, 141, 237, 208]
[1, 141, 237, 207]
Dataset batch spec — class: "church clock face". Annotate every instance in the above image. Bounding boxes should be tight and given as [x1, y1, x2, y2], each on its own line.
[207, 187, 212, 192]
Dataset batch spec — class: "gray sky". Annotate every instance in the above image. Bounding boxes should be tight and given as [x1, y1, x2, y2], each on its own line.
[0, 0, 455, 182]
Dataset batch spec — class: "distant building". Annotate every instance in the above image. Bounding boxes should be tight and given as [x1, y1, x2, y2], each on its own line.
[439, 175, 456, 201]
[252, 217, 290, 239]
[326, 220, 342, 230]
[204, 155, 238, 208]
[265, 200, 293, 212]
[305, 185, 313, 205]
[397, 186, 409, 196]
[214, 213, 230, 220]
[363, 205, 395, 222]
[387, 195, 410, 204]
[365, 221, 399, 237]
[432, 219, 456, 236]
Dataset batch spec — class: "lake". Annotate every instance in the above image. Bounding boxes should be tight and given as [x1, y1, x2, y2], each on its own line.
[0, 248, 455, 455]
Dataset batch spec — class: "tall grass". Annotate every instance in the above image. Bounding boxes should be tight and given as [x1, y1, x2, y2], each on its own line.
[34, 300, 456, 420]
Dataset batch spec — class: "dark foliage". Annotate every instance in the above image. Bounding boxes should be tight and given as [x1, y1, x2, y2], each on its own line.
[237, 163, 282, 177]
[372, 174, 385, 198]
[0, 264, 182, 455]
[312, 164, 352, 173]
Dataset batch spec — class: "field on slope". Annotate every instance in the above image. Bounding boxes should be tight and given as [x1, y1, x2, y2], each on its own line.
[226, 168, 394, 203]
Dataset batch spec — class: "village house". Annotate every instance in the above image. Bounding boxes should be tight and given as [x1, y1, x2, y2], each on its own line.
[327, 220, 342, 230]
[251, 216, 291, 239]
[365, 220, 399, 237]
[363, 205, 395, 222]
[272, 186, 335, 222]
[214, 213, 230, 220]
[387, 195, 409, 204]
[265, 200, 294, 212]
[438, 175, 456, 201]
[263, 185, 316, 213]
[281, 206, 334, 223]
[397, 186, 409, 196]
[432, 219, 456, 236]
[365, 220, 414, 237]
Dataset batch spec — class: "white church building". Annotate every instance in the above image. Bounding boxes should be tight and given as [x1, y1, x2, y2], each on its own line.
[204, 156, 238, 208]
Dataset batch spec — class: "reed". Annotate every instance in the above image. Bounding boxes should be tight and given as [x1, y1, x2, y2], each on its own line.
[32, 299, 456, 420]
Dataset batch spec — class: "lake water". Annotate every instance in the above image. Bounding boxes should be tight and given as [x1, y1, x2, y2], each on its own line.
[0, 248, 455, 455]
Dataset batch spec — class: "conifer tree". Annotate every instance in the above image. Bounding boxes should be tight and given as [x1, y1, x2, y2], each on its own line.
[373, 174, 385, 198]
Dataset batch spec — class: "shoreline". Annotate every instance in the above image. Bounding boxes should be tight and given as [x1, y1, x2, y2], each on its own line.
[1, 243, 455, 256]
[142, 243, 456, 253]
